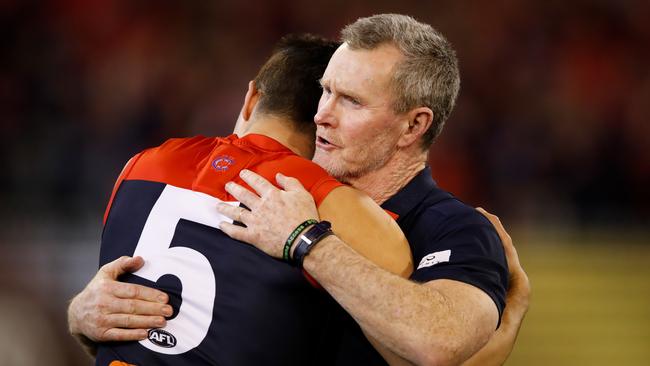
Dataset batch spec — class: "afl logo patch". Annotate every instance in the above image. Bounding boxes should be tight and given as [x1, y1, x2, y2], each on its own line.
[212, 155, 235, 171]
[148, 328, 177, 348]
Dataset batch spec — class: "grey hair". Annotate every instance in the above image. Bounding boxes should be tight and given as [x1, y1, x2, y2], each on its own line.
[341, 14, 460, 149]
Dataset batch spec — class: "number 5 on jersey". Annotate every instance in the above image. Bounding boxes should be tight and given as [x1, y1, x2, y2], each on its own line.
[133, 185, 235, 355]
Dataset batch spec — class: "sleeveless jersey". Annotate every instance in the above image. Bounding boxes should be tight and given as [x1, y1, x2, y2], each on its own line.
[96, 134, 344, 366]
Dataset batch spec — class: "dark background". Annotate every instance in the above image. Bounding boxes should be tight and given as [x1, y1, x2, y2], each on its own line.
[1, 1, 648, 364]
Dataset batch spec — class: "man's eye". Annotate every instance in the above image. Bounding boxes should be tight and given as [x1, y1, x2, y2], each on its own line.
[345, 96, 360, 106]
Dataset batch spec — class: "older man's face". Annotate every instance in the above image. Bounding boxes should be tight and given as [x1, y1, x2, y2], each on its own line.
[313, 43, 407, 182]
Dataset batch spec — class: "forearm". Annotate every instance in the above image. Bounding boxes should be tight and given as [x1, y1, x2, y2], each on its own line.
[304, 238, 425, 364]
[460, 327, 515, 366]
[462, 280, 528, 365]
[304, 236, 493, 366]
[214, 171, 501, 365]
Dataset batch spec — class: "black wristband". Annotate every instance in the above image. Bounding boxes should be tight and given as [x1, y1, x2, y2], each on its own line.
[283, 219, 318, 263]
[291, 221, 333, 268]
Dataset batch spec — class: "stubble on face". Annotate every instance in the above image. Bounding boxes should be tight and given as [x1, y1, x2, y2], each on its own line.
[313, 130, 398, 183]
[312, 43, 406, 183]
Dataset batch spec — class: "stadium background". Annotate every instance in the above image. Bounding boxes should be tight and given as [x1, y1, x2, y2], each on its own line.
[1, 0, 648, 364]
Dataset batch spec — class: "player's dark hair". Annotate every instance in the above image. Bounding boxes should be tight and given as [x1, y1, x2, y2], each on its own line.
[254, 34, 340, 132]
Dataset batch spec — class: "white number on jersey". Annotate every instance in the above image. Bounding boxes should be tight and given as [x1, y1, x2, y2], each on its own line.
[132, 184, 237, 355]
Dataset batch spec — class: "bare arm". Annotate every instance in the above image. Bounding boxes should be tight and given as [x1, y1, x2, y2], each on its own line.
[302, 237, 496, 366]
[461, 209, 530, 366]
[315, 183, 415, 364]
[218, 170, 500, 366]
[67, 256, 171, 356]
[316, 185, 412, 277]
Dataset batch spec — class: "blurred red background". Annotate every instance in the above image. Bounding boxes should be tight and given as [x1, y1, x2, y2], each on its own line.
[0, 1, 648, 364]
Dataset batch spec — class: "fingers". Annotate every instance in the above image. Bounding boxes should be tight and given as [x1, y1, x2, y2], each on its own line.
[276, 173, 306, 192]
[111, 298, 173, 317]
[99, 256, 144, 279]
[101, 327, 149, 342]
[219, 221, 249, 242]
[476, 207, 530, 310]
[476, 207, 521, 270]
[121, 256, 145, 272]
[108, 313, 167, 330]
[225, 181, 260, 208]
[216, 202, 250, 224]
[239, 169, 276, 196]
[476, 207, 503, 231]
[111, 281, 169, 303]
[476, 207, 513, 246]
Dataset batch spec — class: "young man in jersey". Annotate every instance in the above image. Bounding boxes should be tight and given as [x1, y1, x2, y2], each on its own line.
[68, 26, 530, 365]
[70, 34, 413, 366]
[215, 14, 525, 365]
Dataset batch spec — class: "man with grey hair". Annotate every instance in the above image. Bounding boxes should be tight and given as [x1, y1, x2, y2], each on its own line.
[216, 14, 523, 365]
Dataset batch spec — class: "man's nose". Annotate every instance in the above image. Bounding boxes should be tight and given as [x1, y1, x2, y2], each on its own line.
[315, 97, 337, 127]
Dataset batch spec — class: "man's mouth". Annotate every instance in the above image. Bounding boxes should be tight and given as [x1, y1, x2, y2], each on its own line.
[316, 136, 337, 151]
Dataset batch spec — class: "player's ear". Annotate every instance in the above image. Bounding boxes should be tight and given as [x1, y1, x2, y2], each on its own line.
[241, 80, 261, 121]
[397, 107, 433, 148]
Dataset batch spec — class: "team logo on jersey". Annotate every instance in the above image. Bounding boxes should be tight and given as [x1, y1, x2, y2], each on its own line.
[417, 249, 451, 269]
[148, 328, 177, 348]
[212, 155, 235, 172]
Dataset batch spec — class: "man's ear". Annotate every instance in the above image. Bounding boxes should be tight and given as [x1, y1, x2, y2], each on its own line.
[241, 80, 261, 121]
[398, 107, 433, 148]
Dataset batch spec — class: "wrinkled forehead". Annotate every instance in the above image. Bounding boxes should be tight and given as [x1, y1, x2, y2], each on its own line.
[322, 43, 403, 99]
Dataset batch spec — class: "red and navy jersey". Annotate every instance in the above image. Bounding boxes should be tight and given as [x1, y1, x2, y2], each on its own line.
[96, 134, 343, 366]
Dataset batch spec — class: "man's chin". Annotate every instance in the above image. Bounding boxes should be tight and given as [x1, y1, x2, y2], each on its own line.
[313, 156, 344, 181]
[313, 152, 367, 183]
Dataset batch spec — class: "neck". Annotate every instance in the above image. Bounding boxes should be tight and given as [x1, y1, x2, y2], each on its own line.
[347, 149, 427, 205]
[239, 115, 315, 158]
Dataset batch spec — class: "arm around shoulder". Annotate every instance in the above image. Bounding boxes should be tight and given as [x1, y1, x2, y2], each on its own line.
[317, 185, 413, 277]
[461, 209, 530, 366]
[303, 202, 509, 365]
